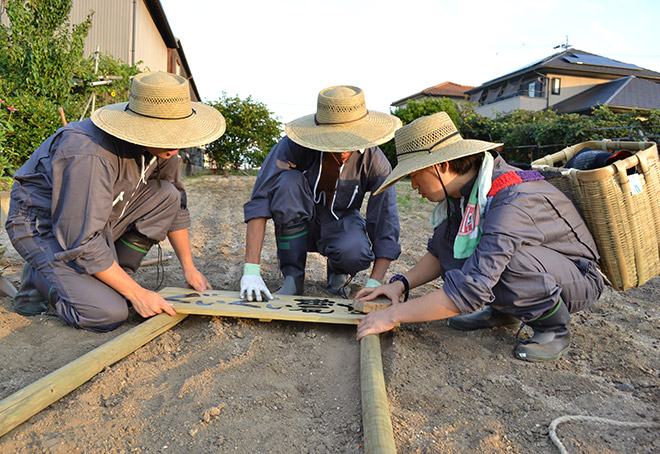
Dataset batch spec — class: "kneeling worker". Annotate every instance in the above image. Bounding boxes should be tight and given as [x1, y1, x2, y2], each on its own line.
[356, 112, 603, 361]
[6, 72, 226, 332]
[241, 85, 402, 301]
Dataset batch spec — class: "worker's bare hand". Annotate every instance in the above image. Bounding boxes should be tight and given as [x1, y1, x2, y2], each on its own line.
[356, 282, 402, 305]
[131, 288, 177, 318]
[184, 267, 212, 292]
[356, 307, 396, 340]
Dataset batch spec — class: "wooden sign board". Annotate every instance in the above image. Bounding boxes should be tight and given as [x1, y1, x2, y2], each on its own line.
[161, 287, 365, 325]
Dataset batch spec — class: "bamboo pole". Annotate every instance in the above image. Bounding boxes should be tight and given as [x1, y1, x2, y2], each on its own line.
[0, 313, 188, 437]
[360, 334, 396, 454]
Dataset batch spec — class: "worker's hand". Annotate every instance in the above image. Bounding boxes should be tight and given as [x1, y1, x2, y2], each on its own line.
[184, 267, 212, 292]
[240, 263, 272, 302]
[357, 307, 397, 340]
[356, 281, 403, 305]
[131, 287, 177, 318]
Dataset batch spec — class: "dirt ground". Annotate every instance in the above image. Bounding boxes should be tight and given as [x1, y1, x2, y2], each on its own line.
[0, 174, 658, 453]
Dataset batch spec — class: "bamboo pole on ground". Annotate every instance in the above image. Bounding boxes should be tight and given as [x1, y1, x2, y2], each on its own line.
[360, 334, 396, 454]
[0, 313, 188, 437]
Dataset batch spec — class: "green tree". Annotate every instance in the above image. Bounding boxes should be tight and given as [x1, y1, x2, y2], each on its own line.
[206, 94, 282, 171]
[0, 0, 139, 186]
[380, 97, 461, 167]
[0, 0, 92, 102]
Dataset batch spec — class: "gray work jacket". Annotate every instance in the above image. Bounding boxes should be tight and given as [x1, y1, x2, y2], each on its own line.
[432, 155, 600, 313]
[9, 120, 190, 275]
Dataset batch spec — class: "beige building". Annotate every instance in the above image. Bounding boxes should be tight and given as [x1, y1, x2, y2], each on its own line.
[466, 49, 660, 118]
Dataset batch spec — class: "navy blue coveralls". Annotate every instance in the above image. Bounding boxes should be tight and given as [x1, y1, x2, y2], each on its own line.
[244, 136, 401, 276]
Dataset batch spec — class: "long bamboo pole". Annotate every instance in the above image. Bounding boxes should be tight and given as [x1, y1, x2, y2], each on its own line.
[360, 334, 396, 454]
[0, 313, 188, 437]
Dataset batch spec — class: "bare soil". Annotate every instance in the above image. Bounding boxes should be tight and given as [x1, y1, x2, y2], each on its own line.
[0, 174, 658, 453]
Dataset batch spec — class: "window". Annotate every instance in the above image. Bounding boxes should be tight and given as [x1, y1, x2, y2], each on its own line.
[551, 78, 561, 95]
[528, 81, 537, 97]
[522, 80, 544, 98]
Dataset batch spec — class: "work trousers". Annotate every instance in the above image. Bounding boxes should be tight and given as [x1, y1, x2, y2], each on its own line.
[429, 227, 604, 323]
[6, 180, 181, 332]
[269, 169, 374, 275]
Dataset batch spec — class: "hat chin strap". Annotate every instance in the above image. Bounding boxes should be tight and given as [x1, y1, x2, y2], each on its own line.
[434, 164, 452, 240]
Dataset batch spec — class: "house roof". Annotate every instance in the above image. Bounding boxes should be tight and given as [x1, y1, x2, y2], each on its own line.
[392, 81, 475, 106]
[467, 49, 660, 94]
[551, 76, 660, 114]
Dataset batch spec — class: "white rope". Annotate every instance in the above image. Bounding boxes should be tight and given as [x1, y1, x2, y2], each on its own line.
[549, 414, 660, 454]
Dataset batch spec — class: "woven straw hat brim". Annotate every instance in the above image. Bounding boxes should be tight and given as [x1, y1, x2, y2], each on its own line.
[91, 101, 226, 148]
[373, 139, 502, 195]
[285, 111, 402, 152]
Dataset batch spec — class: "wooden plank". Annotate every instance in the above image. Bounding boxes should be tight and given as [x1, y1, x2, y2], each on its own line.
[161, 287, 364, 325]
[360, 334, 396, 453]
[353, 297, 392, 314]
[0, 313, 188, 437]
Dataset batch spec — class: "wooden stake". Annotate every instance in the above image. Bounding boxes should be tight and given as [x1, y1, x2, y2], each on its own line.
[353, 297, 392, 314]
[360, 334, 396, 454]
[57, 107, 67, 126]
[0, 313, 188, 437]
[140, 255, 172, 267]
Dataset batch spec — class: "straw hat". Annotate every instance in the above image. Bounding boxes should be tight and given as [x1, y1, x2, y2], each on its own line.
[91, 72, 226, 148]
[374, 112, 502, 194]
[285, 85, 401, 152]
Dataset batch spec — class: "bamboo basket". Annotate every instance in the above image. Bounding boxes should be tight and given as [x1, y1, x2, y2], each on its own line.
[532, 140, 660, 291]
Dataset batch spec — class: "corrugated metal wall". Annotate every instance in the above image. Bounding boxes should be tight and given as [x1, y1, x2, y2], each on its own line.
[132, 0, 168, 71]
[70, 0, 168, 72]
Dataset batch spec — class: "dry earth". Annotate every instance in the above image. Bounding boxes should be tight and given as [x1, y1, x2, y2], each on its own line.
[0, 174, 658, 453]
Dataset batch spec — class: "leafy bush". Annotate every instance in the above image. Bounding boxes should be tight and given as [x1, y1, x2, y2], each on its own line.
[381, 98, 461, 166]
[459, 105, 660, 163]
[206, 94, 282, 170]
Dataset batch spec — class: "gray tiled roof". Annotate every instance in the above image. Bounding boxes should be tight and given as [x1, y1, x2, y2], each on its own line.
[467, 49, 660, 94]
[551, 76, 660, 114]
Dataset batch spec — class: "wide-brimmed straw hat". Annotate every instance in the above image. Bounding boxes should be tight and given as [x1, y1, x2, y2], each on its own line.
[284, 85, 401, 152]
[374, 112, 502, 194]
[91, 72, 225, 148]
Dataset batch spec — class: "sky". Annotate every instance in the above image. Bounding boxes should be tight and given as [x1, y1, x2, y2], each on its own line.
[159, 0, 660, 124]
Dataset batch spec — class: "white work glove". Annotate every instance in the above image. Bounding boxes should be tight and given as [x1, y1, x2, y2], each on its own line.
[240, 263, 273, 302]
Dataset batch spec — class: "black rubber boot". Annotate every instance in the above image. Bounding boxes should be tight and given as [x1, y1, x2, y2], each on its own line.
[515, 299, 571, 362]
[14, 263, 58, 315]
[326, 262, 352, 299]
[447, 306, 521, 331]
[274, 221, 308, 295]
[114, 230, 157, 275]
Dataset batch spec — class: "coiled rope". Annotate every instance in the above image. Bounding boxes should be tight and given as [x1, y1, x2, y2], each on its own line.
[549, 415, 660, 453]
